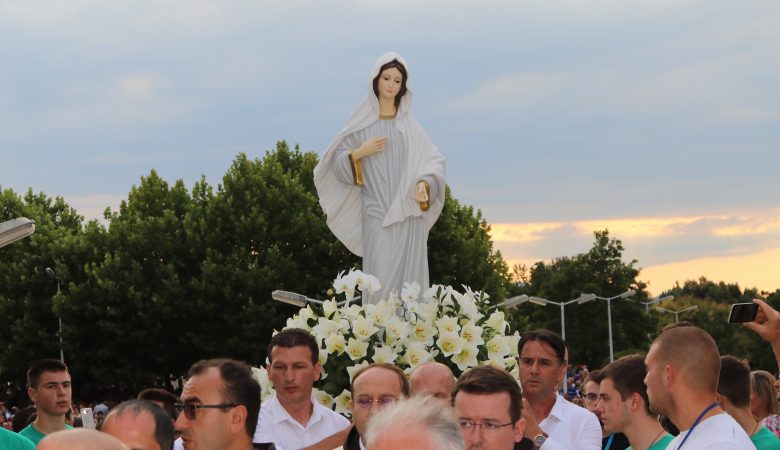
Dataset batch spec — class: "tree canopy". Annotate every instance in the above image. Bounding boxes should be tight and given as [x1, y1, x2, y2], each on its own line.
[0, 142, 513, 397]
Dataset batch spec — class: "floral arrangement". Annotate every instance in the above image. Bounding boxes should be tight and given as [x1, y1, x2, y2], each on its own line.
[255, 269, 520, 416]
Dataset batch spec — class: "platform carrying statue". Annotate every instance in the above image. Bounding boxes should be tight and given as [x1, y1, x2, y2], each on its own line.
[314, 52, 445, 304]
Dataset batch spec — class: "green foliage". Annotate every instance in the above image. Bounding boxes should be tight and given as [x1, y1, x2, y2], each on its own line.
[428, 186, 512, 301]
[507, 230, 658, 368]
[0, 142, 510, 395]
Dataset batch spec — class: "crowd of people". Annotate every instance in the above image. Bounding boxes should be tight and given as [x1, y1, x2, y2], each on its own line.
[2, 298, 780, 449]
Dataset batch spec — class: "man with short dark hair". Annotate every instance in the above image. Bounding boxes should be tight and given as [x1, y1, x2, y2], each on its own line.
[175, 358, 260, 450]
[102, 399, 175, 450]
[410, 361, 455, 405]
[338, 363, 409, 450]
[582, 370, 629, 450]
[644, 326, 754, 448]
[138, 388, 179, 421]
[452, 365, 526, 450]
[255, 328, 349, 449]
[596, 354, 672, 450]
[20, 359, 73, 445]
[717, 355, 780, 449]
[517, 329, 601, 449]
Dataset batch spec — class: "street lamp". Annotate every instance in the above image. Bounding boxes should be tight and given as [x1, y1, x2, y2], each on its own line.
[0, 217, 35, 248]
[506, 293, 594, 394]
[271, 290, 360, 308]
[45, 267, 64, 363]
[596, 290, 635, 363]
[656, 305, 698, 323]
[506, 293, 596, 342]
[626, 295, 674, 313]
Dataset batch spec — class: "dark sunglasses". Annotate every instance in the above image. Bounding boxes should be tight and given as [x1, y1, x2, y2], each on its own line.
[175, 403, 237, 420]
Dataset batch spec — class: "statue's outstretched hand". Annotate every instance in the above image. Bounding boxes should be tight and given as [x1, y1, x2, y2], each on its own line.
[352, 137, 387, 160]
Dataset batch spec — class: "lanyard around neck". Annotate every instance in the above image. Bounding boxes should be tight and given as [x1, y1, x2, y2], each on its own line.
[675, 402, 718, 450]
[604, 433, 615, 450]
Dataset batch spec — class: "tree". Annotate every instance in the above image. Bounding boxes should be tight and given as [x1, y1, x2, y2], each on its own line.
[0, 142, 514, 393]
[428, 186, 512, 301]
[0, 187, 86, 384]
[507, 230, 658, 368]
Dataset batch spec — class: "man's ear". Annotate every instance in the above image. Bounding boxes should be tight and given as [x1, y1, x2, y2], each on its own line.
[230, 405, 248, 433]
[27, 387, 37, 404]
[314, 361, 322, 382]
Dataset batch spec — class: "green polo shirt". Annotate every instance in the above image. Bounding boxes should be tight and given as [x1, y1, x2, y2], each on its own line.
[627, 433, 674, 450]
[0, 427, 35, 450]
[18, 423, 73, 446]
[753, 426, 780, 450]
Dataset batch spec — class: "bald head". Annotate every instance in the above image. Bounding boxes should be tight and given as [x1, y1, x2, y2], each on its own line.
[651, 325, 720, 392]
[38, 429, 128, 450]
[410, 362, 455, 403]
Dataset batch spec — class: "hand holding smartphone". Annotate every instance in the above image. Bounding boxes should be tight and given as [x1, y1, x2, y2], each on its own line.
[728, 302, 759, 323]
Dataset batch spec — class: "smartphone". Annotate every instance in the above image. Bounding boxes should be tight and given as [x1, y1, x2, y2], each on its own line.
[728, 302, 759, 323]
[80, 407, 96, 429]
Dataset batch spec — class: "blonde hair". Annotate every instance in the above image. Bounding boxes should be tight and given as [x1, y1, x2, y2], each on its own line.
[751, 370, 778, 416]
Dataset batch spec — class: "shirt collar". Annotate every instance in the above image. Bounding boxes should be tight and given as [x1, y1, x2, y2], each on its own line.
[268, 394, 324, 427]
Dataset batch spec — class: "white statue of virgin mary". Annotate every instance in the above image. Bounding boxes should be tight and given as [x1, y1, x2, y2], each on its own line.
[314, 52, 446, 304]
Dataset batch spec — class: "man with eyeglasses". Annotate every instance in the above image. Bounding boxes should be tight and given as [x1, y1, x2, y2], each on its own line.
[517, 329, 601, 449]
[255, 328, 350, 449]
[175, 358, 261, 450]
[452, 365, 527, 450]
[19, 359, 73, 445]
[335, 363, 409, 450]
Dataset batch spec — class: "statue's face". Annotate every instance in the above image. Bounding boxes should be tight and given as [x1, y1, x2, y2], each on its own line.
[377, 67, 403, 102]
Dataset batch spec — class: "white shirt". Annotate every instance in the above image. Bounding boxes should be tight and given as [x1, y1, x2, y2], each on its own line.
[667, 413, 756, 449]
[538, 394, 602, 450]
[253, 394, 350, 450]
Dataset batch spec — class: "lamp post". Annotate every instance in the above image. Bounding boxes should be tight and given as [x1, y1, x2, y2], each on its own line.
[504, 293, 595, 394]
[656, 305, 698, 323]
[271, 290, 360, 308]
[626, 295, 674, 313]
[596, 290, 635, 363]
[45, 267, 64, 363]
[502, 293, 595, 341]
[0, 217, 35, 248]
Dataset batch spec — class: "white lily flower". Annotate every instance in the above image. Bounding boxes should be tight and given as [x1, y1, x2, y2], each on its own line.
[437, 331, 465, 357]
[344, 337, 369, 361]
[285, 317, 310, 332]
[486, 335, 511, 360]
[324, 332, 346, 355]
[452, 344, 480, 371]
[358, 273, 381, 294]
[383, 315, 410, 344]
[372, 346, 399, 364]
[460, 321, 485, 347]
[485, 311, 508, 333]
[436, 316, 460, 335]
[353, 315, 379, 341]
[322, 299, 339, 319]
[401, 282, 421, 302]
[410, 321, 437, 346]
[347, 361, 371, 382]
[313, 388, 334, 408]
[312, 317, 341, 343]
[404, 342, 433, 369]
[458, 297, 483, 321]
[334, 390, 352, 416]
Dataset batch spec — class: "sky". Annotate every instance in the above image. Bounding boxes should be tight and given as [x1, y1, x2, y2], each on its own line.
[1, 0, 778, 296]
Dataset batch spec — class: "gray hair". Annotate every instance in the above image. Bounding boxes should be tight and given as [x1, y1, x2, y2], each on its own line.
[364, 396, 464, 450]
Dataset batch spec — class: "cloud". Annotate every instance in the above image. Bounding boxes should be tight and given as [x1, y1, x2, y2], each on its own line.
[640, 247, 780, 294]
[492, 208, 780, 291]
[65, 194, 124, 223]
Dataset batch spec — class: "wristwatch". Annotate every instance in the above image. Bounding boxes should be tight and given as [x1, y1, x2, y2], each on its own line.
[533, 432, 548, 448]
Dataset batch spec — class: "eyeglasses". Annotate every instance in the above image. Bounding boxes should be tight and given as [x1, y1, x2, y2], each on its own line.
[584, 393, 598, 401]
[175, 403, 237, 420]
[458, 420, 514, 432]
[354, 396, 398, 409]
